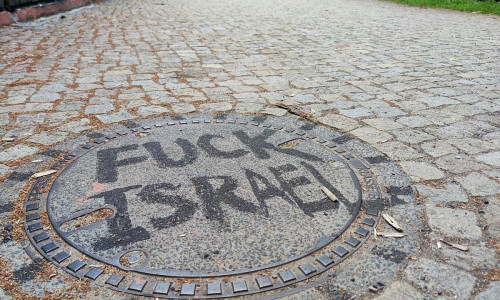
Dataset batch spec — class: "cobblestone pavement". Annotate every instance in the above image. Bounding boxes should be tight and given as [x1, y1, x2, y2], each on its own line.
[0, 0, 499, 299]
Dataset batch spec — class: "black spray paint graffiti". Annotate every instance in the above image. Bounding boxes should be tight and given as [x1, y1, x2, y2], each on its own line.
[96, 129, 321, 183]
[90, 130, 352, 249]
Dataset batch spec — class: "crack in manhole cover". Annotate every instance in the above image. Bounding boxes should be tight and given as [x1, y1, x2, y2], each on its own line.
[23, 115, 418, 298]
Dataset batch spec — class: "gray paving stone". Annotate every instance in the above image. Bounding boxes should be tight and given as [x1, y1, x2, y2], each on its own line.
[339, 107, 373, 119]
[235, 103, 264, 113]
[260, 92, 285, 102]
[418, 96, 459, 107]
[290, 94, 320, 104]
[375, 141, 423, 161]
[373, 106, 406, 117]
[476, 151, 500, 167]
[59, 119, 93, 134]
[420, 141, 458, 158]
[374, 281, 424, 300]
[27, 132, 69, 146]
[399, 161, 445, 181]
[16, 114, 46, 126]
[405, 258, 476, 297]
[435, 154, 488, 174]
[0, 164, 9, 177]
[317, 114, 360, 132]
[0, 114, 8, 126]
[39, 83, 69, 93]
[415, 183, 468, 204]
[475, 281, 500, 300]
[137, 106, 169, 117]
[85, 103, 115, 115]
[46, 112, 79, 126]
[427, 88, 461, 97]
[457, 172, 500, 197]
[262, 107, 287, 117]
[350, 126, 392, 144]
[415, 109, 463, 126]
[172, 103, 196, 114]
[24, 103, 54, 112]
[438, 243, 497, 271]
[396, 116, 432, 128]
[0, 145, 38, 162]
[96, 111, 136, 124]
[363, 118, 404, 131]
[393, 129, 435, 144]
[30, 91, 61, 103]
[199, 103, 232, 113]
[426, 205, 482, 239]
[56, 102, 84, 112]
[484, 196, 499, 240]
[448, 138, 496, 155]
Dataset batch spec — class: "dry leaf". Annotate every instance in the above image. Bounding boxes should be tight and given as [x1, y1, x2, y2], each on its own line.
[31, 170, 57, 178]
[382, 213, 403, 232]
[321, 186, 338, 202]
[440, 239, 469, 251]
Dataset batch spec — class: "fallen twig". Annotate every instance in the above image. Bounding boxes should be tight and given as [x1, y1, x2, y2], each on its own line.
[273, 103, 313, 120]
[376, 232, 405, 238]
[440, 239, 469, 251]
[31, 170, 57, 178]
[382, 213, 403, 232]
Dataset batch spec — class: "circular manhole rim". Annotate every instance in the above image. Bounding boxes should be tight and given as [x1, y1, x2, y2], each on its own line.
[20, 114, 418, 299]
[45, 120, 365, 278]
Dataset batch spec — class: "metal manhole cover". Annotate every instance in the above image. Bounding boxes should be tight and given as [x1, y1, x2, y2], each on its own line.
[23, 115, 418, 299]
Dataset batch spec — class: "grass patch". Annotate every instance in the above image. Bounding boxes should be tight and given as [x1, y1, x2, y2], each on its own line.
[383, 0, 500, 16]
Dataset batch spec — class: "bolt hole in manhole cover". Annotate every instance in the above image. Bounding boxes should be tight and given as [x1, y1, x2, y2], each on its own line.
[23, 114, 420, 299]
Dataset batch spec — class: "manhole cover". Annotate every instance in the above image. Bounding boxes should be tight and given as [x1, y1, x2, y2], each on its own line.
[23, 115, 418, 298]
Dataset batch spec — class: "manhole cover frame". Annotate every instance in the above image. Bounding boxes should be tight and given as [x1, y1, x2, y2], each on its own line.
[22, 115, 391, 299]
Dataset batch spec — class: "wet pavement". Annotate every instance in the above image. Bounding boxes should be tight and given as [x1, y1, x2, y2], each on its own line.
[0, 0, 499, 299]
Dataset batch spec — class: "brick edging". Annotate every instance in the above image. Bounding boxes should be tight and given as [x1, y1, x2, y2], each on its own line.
[0, 0, 92, 26]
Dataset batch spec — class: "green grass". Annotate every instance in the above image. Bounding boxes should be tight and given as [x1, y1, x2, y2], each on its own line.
[383, 0, 500, 16]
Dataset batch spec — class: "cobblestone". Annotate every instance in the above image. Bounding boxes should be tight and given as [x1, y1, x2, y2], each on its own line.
[405, 258, 476, 298]
[350, 126, 392, 143]
[457, 172, 500, 197]
[399, 161, 445, 181]
[415, 183, 469, 204]
[476, 151, 500, 167]
[0, 145, 38, 162]
[137, 105, 170, 117]
[317, 114, 360, 132]
[0, 164, 9, 177]
[172, 103, 196, 114]
[475, 282, 500, 300]
[262, 107, 287, 117]
[426, 206, 482, 239]
[96, 110, 136, 124]
[0, 0, 499, 298]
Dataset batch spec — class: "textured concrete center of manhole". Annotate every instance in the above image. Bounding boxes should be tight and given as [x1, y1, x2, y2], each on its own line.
[48, 123, 361, 276]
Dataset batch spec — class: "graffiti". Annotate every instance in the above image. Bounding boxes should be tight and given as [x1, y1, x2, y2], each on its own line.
[87, 129, 352, 249]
